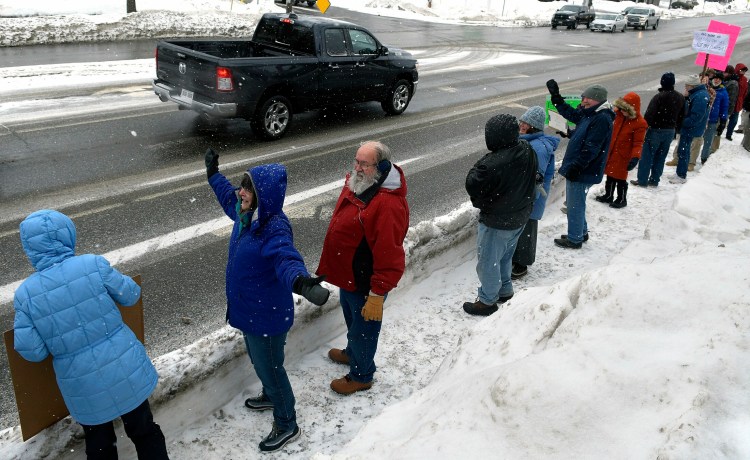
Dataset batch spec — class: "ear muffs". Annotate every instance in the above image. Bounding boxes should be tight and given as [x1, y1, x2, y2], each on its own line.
[377, 159, 391, 174]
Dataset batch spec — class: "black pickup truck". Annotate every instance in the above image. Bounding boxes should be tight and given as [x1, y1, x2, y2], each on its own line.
[551, 4, 596, 30]
[152, 13, 419, 140]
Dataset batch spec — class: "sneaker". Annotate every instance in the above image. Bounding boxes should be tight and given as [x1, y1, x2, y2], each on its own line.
[630, 180, 646, 187]
[258, 423, 301, 452]
[511, 264, 527, 279]
[665, 160, 678, 166]
[462, 299, 498, 316]
[668, 175, 686, 184]
[560, 233, 589, 242]
[330, 375, 373, 395]
[245, 392, 274, 411]
[554, 237, 582, 249]
[327, 348, 350, 365]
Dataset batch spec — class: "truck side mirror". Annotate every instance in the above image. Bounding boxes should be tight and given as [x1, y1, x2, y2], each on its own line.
[379, 46, 389, 56]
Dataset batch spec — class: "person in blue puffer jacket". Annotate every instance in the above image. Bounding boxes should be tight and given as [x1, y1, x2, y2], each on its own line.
[13, 210, 168, 460]
[204, 149, 329, 453]
[511, 106, 560, 279]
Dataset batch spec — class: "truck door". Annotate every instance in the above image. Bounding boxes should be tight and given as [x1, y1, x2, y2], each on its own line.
[321, 28, 357, 104]
[346, 29, 387, 102]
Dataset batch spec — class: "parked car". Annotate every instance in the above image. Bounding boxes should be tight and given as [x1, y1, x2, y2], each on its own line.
[626, 7, 661, 30]
[551, 4, 596, 30]
[590, 13, 626, 33]
[670, 1, 695, 9]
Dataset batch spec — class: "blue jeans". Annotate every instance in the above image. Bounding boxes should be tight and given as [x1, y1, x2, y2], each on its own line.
[475, 222, 524, 305]
[675, 133, 694, 178]
[243, 332, 297, 431]
[339, 289, 382, 384]
[637, 128, 674, 186]
[565, 180, 591, 244]
[726, 111, 740, 136]
[701, 122, 717, 162]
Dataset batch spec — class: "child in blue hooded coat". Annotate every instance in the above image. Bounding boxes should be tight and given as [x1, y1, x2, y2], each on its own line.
[205, 149, 328, 453]
[13, 209, 168, 459]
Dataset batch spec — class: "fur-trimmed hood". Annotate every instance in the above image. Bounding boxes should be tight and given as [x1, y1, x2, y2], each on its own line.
[612, 92, 641, 120]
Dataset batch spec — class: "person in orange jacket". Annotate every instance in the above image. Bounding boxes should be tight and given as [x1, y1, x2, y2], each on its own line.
[594, 92, 647, 208]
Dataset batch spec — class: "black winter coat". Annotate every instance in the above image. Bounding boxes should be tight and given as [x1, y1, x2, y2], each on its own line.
[466, 140, 538, 230]
[644, 88, 685, 130]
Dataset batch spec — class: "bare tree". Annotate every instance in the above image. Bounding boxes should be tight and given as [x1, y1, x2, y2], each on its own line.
[127, 0, 137, 13]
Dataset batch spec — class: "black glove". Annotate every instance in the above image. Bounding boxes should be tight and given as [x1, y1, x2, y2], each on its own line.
[564, 165, 581, 181]
[627, 158, 639, 171]
[535, 172, 544, 184]
[717, 119, 727, 136]
[293, 275, 329, 306]
[546, 79, 566, 106]
[205, 148, 219, 180]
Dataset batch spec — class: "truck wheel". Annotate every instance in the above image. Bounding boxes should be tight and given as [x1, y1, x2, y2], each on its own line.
[307, 0, 315, 6]
[551, 25, 557, 29]
[252, 95, 292, 140]
[381, 79, 412, 115]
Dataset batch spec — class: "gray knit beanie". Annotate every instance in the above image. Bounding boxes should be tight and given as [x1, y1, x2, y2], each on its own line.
[519, 106, 546, 131]
[581, 84, 608, 102]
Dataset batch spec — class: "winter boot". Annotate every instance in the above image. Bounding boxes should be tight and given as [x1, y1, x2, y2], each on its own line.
[610, 182, 628, 209]
[595, 177, 615, 203]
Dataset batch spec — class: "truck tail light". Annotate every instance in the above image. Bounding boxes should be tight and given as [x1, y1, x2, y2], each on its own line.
[216, 67, 234, 92]
[154, 47, 158, 72]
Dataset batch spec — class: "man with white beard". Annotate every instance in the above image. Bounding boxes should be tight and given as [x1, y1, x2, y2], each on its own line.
[316, 141, 409, 395]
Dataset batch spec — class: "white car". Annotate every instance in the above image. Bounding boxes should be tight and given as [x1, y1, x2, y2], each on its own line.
[590, 13, 627, 33]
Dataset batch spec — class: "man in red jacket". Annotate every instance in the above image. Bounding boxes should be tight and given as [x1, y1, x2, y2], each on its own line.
[317, 141, 409, 395]
[728, 63, 747, 139]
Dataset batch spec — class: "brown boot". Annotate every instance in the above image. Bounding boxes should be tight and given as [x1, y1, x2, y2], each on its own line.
[665, 160, 677, 166]
[327, 348, 350, 365]
[330, 375, 373, 395]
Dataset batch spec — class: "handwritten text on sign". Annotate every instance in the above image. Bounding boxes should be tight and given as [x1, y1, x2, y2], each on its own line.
[692, 31, 729, 55]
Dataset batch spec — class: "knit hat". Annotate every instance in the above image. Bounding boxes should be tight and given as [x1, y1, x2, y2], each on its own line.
[684, 74, 702, 87]
[485, 114, 519, 151]
[660, 72, 675, 89]
[712, 71, 724, 81]
[519, 106, 546, 131]
[725, 65, 735, 75]
[581, 84, 608, 102]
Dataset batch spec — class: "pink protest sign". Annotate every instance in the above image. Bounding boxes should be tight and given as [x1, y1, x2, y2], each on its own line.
[695, 20, 741, 70]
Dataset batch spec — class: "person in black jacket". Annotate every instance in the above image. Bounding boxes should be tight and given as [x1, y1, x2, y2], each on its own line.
[463, 114, 538, 316]
[632, 72, 685, 187]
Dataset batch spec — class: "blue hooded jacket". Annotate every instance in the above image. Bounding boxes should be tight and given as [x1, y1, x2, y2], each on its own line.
[555, 100, 615, 185]
[680, 84, 711, 137]
[707, 85, 729, 124]
[13, 210, 157, 425]
[209, 164, 308, 336]
[521, 132, 560, 220]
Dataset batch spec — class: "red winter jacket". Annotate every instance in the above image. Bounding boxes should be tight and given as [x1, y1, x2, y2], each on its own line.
[605, 92, 648, 181]
[735, 63, 748, 113]
[317, 164, 409, 296]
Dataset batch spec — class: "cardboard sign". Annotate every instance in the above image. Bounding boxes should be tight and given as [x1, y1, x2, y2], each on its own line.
[694, 20, 741, 70]
[692, 31, 730, 55]
[4, 275, 144, 441]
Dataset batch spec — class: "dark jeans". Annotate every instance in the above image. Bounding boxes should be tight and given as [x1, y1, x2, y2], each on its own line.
[726, 110, 740, 136]
[339, 289, 382, 384]
[512, 218, 538, 267]
[636, 127, 675, 185]
[81, 400, 168, 460]
[676, 133, 695, 178]
[243, 332, 297, 432]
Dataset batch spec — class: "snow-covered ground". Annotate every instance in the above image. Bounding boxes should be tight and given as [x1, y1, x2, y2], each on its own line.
[1, 0, 750, 459]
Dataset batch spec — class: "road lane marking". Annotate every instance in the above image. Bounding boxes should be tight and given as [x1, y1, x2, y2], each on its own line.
[0, 157, 421, 306]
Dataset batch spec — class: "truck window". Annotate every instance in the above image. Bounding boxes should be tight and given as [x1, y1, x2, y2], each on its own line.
[348, 29, 377, 55]
[254, 17, 314, 55]
[325, 29, 348, 57]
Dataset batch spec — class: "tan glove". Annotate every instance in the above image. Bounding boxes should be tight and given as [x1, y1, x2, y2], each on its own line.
[361, 293, 384, 322]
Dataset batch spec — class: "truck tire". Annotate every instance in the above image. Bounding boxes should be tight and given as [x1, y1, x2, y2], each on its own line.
[381, 79, 412, 115]
[307, 1, 315, 6]
[252, 95, 292, 140]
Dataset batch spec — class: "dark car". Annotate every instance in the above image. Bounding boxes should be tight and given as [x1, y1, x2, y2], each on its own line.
[274, 0, 317, 6]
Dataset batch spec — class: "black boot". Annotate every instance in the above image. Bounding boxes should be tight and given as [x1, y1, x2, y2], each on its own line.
[610, 181, 628, 208]
[595, 177, 615, 203]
